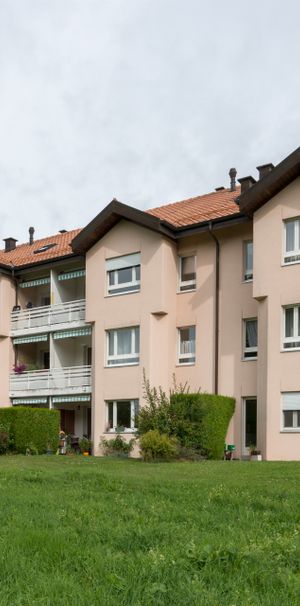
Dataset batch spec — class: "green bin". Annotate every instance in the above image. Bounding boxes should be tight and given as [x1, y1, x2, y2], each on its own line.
[227, 444, 236, 452]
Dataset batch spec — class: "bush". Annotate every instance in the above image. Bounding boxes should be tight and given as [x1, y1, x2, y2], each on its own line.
[0, 407, 60, 454]
[100, 434, 135, 457]
[0, 422, 11, 454]
[139, 430, 179, 462]
[169, 393, 235, 459]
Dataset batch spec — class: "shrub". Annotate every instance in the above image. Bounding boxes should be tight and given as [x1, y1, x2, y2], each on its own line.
[139, 430, 179, 462]
[100, 434, 135, 457]
[169, 393, 235, 459]
[0, 407, 60, 454]
[0, 422, 11, 454]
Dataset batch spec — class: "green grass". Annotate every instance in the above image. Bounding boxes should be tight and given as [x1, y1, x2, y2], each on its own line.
[0, 457, 299, 606]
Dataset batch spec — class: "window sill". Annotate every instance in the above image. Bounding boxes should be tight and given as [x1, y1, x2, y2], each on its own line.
[280, 429, 300, 433]
[242, 279, 253, 284]
[176, 289, 197, 295]
[280, 348, 300, 353]
[105, 363, 139, 368]
[105, 290, 140, 298]
[176, 362, 196, 367]
[281, 260, 300, 267]
[242, 357, 257, 361]
[104, 429, 137, 434]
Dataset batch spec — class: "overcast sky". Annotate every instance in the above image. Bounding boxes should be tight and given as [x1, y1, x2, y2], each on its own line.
[0, 0, 300, 243]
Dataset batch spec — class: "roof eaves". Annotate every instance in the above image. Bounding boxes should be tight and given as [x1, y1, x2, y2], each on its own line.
[173, 212, 249, 238]
[237, 146, 300, 216]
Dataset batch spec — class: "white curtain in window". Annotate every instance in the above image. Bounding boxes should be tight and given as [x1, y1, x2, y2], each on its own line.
[286, 221, 295, 252]
[285, 308, 294, 337]
[246, 320, 257, 347]
[117, 329, 132, 354]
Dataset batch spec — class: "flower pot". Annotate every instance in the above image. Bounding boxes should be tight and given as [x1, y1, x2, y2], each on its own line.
[250, 454, 262, 461]
[83, 451, 90, 456]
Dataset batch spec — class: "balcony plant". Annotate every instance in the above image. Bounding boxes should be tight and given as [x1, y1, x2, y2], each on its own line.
[14, 363, 27, 374]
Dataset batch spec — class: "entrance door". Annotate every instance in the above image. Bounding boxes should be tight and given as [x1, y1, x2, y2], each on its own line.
[243, 398, 257, 455]
[60, 410, 75, 435]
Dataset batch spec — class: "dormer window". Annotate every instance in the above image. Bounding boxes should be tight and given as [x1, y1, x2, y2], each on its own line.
[33, 243, 57, 254]
[106, 253, 141, 295]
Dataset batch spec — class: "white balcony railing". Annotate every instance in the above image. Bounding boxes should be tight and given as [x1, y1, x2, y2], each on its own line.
[11, 299, 86, 334]
[10, 365, 92, 395]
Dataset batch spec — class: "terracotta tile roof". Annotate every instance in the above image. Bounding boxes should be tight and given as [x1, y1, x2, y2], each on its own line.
[147, 187, 241, 228]
[0, 187, 241, 269]
[0, 228, 82, 268]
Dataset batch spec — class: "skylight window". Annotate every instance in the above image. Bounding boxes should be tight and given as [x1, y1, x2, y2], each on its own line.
[33, 243, 57, 254]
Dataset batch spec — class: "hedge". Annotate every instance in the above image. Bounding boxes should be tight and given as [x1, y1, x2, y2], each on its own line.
[169, 393, 235, 459]
[0, 407, 60, 454]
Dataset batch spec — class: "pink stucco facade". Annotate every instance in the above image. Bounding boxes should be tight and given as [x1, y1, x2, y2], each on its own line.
[1, 149, 300, 459]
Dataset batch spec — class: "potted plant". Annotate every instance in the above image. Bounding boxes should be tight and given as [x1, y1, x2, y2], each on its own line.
[249, 444, 262, 461]
[79, 437, 92, 456]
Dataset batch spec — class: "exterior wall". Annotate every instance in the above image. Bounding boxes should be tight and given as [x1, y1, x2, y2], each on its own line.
[86, 218, 256, 458]
[253, 177, 300, 460]
[86, 219, 178, 454]
[0, 275, 15, 406]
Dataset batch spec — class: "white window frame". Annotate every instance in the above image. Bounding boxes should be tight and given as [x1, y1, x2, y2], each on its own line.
[243, 318, 258, 360]
[178, 255, 196, 292]
[106, 399, 139, 432]
[106, 326, 140, 366]
[283, 218, 300, 265]
[106, 253, 141, 296]
[281, 393, 300, 432]
[243, 240, 253, 282]
[178, 326, 196, 365]
[282, 305, 300, 350]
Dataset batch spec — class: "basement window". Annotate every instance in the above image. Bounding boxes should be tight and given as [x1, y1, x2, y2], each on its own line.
[34, 243, 57, 254]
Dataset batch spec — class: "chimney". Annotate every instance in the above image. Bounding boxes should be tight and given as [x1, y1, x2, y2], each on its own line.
[29, 226, 35, 245]
[3, 237, 18, 252]
[229, 168, 237, 191]
[238, 175, 257, 195]
[256, 163, 274, 180]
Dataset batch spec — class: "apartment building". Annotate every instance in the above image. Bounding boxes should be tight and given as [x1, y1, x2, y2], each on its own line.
[1, 146, 300, 460]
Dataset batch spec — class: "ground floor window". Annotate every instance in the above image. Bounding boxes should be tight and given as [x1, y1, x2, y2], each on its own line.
[282, 393, 300, 430]
[106, 399, 139, 432]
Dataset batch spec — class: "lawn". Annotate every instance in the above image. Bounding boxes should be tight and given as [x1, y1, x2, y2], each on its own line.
[0, 457, 299, 606]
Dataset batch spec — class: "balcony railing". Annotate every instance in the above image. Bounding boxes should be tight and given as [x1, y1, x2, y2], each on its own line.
[11, 299, 86, 334]
[10, 365, 92, 395]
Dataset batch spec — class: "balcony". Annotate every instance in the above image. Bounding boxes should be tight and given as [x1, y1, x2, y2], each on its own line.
[10, 365, 92, 398]
[11, 299, 86, 336]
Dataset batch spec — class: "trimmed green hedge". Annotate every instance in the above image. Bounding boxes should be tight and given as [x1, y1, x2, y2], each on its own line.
[0, 407, 60, 454]
[169, 394, 235, 459]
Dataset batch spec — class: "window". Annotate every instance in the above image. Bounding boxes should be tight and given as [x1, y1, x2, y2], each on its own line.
[106, 399, 139, 432]
[178, 326, 195, 364]
[282, 393, 300, 430]
[244, 319, 257, 359]
[283, 306, 300, 349]
[33, 243, 57, 254]
[244, 241, 253, 281]
[179, 256, 196, 291]
[107, 326, 140, 366]
[284, 218, 300, 264]
[106, 253, 140, 295]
